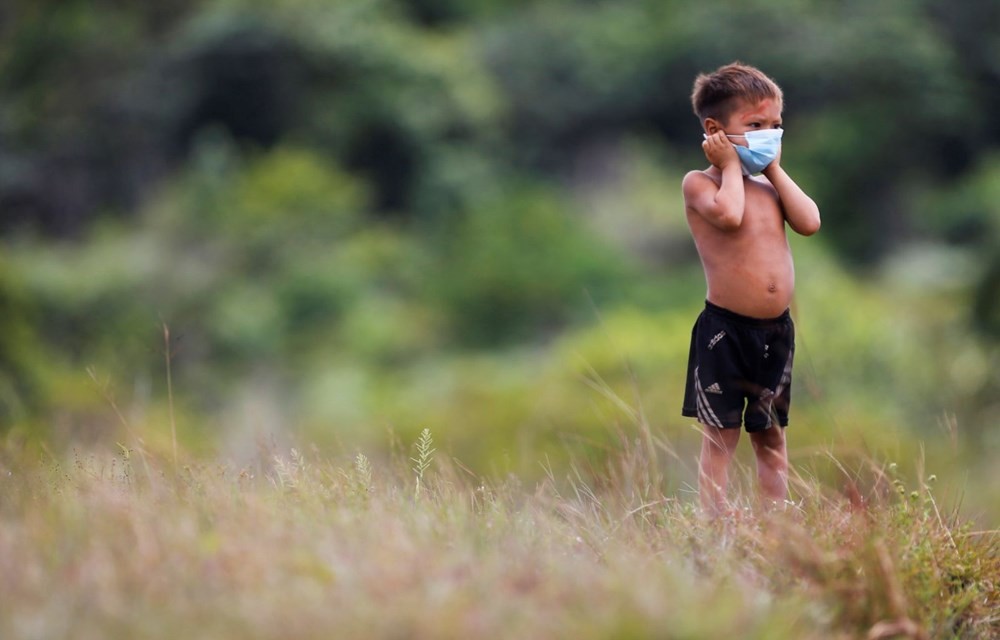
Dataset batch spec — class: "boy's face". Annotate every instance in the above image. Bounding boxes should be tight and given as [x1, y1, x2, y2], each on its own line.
[705, 97, 783, 146]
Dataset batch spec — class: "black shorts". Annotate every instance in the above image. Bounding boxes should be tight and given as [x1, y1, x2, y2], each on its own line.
[682, 301, 795, 432]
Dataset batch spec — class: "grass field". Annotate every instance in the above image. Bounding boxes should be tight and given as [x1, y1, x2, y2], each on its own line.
[0, 428, 996, 640]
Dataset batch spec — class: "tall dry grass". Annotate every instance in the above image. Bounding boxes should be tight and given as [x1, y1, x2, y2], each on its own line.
[0, 429, 996, 640]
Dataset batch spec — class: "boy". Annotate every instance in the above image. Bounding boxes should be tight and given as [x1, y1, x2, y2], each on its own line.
[681, 62, 821, 516]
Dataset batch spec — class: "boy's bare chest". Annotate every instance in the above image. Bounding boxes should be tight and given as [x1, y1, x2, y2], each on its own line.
[740, 186, 786, 233]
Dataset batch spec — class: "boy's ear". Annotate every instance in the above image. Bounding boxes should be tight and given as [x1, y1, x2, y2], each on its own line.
[704, 117, 723, 135]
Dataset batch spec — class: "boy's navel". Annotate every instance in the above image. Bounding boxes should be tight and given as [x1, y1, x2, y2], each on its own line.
[767, 282, 777, 293]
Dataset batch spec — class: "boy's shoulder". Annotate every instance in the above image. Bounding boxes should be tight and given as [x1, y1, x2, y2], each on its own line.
[683, 168, 719, 184]
[682, 168, 720, 200]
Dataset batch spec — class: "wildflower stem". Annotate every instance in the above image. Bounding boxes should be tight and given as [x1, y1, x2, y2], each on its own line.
[163, 323, 178, 471]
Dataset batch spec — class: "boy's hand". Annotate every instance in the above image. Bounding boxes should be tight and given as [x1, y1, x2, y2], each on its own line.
[702, 132, 740, 171]
[761, 144, 783, 178]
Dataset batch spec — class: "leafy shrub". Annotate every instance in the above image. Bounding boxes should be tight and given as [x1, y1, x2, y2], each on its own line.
[432, 185, 631, 345]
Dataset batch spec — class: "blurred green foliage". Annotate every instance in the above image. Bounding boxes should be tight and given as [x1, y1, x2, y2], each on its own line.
[433, 186, 630, 344]
[1, 0, 1000, 515]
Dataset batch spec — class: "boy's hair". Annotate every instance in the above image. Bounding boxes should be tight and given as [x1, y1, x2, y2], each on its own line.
[691, 62, 783, 124]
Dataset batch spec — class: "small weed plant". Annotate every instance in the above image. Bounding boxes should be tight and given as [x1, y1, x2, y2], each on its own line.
[410, 427, 435, 500]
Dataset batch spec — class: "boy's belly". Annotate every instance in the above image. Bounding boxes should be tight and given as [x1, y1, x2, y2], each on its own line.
[704, 264, 794, 319]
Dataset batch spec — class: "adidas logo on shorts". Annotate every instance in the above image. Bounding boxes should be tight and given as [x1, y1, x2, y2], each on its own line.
[705, 382, 723, 395]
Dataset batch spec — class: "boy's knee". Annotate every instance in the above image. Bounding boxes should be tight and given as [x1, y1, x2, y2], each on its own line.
[750, 429, 786, 460]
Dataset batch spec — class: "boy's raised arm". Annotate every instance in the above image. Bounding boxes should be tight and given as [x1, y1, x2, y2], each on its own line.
[763, 163, 821, 236]
[683, 132, 746, 230]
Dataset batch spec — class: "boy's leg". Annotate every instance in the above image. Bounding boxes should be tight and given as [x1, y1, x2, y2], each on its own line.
[699, 423, 741, 515]
[748, 426, 788, 505]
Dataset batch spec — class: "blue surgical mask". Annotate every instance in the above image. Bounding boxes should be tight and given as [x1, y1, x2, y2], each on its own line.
[728, 129, 782, 175]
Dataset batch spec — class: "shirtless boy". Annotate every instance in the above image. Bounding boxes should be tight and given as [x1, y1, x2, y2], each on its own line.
[681, 62, 821, 515]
